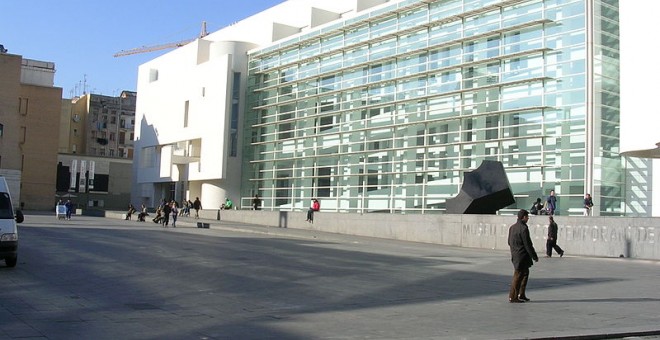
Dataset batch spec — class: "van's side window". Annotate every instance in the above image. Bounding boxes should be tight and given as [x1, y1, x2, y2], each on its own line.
[0, 193, 13, 219]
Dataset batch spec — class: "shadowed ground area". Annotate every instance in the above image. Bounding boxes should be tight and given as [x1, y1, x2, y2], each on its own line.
[0, 213, 659, 339]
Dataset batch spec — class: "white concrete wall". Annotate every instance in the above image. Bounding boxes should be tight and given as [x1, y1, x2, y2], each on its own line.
[204, 0, 378, 47]
[620, 1, 660, 216]
[133, 39, 257, 208]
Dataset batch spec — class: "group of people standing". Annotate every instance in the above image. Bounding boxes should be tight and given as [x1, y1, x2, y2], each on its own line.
[122, 195, 320, 220]
[530, 190, 557, 216]
[124, 197, 202, 227]
[151, 200, 179, 227]
[530, 190, 595, 217]
[56, 199, 74, 220]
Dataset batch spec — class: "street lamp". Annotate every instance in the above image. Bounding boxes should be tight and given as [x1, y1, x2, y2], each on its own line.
[117, 92, 122, 158]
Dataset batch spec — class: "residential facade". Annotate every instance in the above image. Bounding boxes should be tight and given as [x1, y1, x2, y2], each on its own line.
[59, 92, 137, 158]
[0, 51, 62, 210]
[135, 0, 647, 216]
[58, 91, 136, 210]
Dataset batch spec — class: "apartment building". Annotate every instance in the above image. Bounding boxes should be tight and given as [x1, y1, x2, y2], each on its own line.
[0, 51, 61, 210]
[59, 91, 137, 158]
[58, 91, 136, 210]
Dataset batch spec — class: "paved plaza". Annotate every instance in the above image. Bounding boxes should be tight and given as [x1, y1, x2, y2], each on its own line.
[1, 213, 659, 339]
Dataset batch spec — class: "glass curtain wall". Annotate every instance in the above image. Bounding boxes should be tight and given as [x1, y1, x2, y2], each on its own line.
[242, 0, 624, 215]
[591, 0, 624, 216]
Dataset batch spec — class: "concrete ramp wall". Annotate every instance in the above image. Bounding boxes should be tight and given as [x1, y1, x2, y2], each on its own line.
[209, 210, 660, 260]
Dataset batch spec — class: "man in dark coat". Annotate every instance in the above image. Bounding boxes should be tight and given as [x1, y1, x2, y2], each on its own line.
[546, 216, 564, 257]
[161, 200, 171, 227]
[508, 209, 539, 303]
[193, 197, 202, 219]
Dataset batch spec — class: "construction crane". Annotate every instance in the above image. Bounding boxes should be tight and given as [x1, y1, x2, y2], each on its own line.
[114, 21, 208, 57]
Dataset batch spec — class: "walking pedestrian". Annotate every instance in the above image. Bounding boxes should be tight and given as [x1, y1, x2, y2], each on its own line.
[64, 199, 73, 220]
[170, 201, 178, 227]
[546, 216, 564, 258]
[508, 209, 539, 303]
[186, 200, 193, 217]
[162, 201, 171, 227]
[193, 197, 202, 219]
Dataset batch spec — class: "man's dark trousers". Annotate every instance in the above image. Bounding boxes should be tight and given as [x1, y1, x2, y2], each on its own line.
[509, 268, 529, 301]
[546, 239, 564, 257]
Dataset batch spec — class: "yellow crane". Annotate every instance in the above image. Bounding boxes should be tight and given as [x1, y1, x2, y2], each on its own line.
[114, 21, 208, 57]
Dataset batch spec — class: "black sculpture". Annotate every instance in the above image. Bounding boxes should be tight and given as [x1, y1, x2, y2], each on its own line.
[446, 160, 515, 214]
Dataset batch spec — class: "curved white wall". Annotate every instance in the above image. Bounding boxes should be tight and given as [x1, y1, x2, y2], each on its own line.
[201, 180, 227, 210]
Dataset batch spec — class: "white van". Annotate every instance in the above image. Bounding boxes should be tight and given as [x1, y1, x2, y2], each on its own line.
[0, 177, 23, 267]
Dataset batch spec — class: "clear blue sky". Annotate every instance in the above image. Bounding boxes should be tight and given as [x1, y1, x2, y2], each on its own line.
[0, 0, 285, 98]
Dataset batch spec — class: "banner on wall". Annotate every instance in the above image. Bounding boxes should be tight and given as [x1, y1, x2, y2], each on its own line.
[88, 161, 95, 190]
[79, 160, 87, 192]
[69, 160, 77, 189]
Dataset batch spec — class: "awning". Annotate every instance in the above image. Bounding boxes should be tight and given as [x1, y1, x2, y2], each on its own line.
[620, 142, 660, 159]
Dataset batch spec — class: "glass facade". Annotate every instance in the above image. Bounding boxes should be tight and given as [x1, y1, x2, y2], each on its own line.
[592, 0, 622, 216]
[242, 0, 625, 215]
